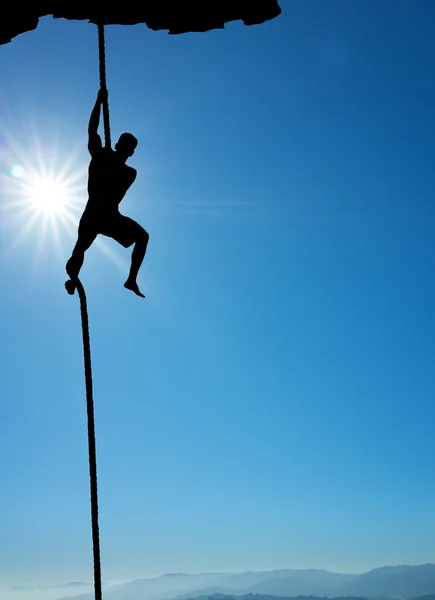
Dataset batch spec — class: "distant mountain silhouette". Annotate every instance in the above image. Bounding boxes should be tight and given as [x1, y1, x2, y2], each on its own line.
[246, 570, 357, 597]
[181, 593, 435, 600]
[339, 565, 435, 599]
[169, 567, 435, 600]
[56, 565, 435, 600]
[97, 573, 228, 600]
[172, 571, 357, 600]
[182, 594, 369, 600]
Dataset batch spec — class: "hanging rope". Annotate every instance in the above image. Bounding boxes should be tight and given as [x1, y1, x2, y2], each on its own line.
[71, 279, 103, 600]
[64, 25, 111, 600]
[97, 23, 111, 149]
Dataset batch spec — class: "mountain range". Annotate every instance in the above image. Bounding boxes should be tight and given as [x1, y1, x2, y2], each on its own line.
[58, 564, 435, 600]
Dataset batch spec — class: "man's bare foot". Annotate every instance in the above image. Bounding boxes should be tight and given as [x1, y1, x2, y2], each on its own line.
[124, 279, 145, 298]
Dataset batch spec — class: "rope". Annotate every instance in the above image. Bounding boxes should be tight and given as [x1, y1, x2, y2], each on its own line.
[97, 23, 111, 149]
[72, 279, 103, 600]
[64, 25, 109, 598]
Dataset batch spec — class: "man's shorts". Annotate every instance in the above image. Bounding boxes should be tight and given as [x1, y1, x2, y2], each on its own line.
[79, 207, 143, 249]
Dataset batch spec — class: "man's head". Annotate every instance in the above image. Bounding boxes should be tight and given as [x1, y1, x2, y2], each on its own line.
[115, 132, 138, 158]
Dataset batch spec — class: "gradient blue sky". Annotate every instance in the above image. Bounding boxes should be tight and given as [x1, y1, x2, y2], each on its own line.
[1, 0, 434, 594]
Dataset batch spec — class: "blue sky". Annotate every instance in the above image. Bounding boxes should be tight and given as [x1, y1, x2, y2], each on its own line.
[1, 0, 434, 593]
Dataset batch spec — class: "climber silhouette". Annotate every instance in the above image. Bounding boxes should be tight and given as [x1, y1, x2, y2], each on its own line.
[66, 88, 149, 298]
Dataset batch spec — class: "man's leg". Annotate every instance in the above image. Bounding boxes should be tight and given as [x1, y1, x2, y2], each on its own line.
[124, 228, 149, 298]
[66, 217, 97, 280]
[127, 229, 149, 282]
[106, 214, 149, 298]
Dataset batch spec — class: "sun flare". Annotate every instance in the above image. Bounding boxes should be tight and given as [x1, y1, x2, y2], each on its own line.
[20, 172, 71, 216]
[1, 133, 88, 256]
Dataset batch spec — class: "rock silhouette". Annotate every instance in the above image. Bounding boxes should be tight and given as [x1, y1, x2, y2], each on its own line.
[0, 1, 281, 45]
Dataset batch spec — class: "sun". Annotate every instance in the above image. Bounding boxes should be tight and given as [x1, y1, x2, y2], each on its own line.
[1, 132, 88, 256]
[20, 172, 71, 216]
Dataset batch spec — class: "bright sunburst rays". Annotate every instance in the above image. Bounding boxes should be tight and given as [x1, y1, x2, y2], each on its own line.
[19, 171, 71, 217]
[0, 126, 87, 258]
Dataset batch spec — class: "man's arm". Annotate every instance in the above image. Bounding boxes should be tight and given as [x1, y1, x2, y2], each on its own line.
[88, 89, 106, 155]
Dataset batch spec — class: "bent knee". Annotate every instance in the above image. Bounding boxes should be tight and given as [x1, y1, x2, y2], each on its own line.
[139, 228, 149, 245]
